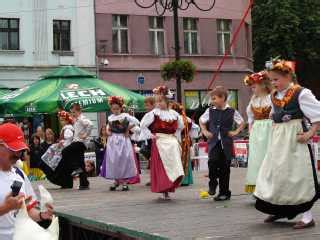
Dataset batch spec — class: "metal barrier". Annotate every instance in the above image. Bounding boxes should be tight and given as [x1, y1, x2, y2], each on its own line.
[57, 212, 168, 240]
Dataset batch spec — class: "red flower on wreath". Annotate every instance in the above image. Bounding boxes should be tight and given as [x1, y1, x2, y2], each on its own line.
[108, 96, 124, 107]
[58, 111, 74, 124]
[244, 71, 268, 86]
[152, 85, 169, 96]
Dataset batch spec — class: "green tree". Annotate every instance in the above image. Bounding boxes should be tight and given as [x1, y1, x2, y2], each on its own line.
[252, 0, 320, 97]
[252, 0, 300, 70]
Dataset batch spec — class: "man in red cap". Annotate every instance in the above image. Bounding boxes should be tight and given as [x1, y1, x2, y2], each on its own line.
[0, 123, 54, 240]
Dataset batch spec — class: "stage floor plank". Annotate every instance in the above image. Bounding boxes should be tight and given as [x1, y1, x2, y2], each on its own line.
[34, 169, 320, 240]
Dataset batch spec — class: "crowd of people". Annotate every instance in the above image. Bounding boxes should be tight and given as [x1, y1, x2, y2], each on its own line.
[0, 58, 320, 240]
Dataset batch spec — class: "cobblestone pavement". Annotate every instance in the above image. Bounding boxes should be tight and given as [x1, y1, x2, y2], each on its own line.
[36, 168, 320, 240]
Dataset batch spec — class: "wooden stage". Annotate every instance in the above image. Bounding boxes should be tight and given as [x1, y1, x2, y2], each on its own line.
[35, 169, 320, 240]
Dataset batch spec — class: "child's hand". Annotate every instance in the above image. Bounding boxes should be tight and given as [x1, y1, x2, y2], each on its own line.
[228, 130, 238, 138]
[297, 132, 312, 144]
[203, 130, 213, 139]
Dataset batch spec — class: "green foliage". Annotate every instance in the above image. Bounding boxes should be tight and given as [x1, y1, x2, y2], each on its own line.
[160, 60, 196, 83]
[252, 0, 320, 71]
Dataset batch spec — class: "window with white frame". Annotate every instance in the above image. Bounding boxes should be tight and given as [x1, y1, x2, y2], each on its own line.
[183, 18, 198, 55]
[149, 16, 165, 55]
[217, 19, 232, 55]
[112, 15, 128, 54]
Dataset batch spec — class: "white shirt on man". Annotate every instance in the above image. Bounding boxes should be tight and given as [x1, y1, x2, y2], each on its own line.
[0, 168, 37, 240]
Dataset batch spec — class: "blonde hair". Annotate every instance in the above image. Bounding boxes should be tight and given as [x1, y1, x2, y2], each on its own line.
[144, 96, 155, 105]
[45, 128, 55, 142]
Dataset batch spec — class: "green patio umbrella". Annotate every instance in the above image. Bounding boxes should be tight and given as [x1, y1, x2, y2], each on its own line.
[0, 66, 145, 115]
[0, 88, 11, 97]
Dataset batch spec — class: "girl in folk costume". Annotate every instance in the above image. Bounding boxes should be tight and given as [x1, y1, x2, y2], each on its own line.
[100, 96, 140, 191]
[40, 111, 75, 188]
[140, 86, 185, 200]
[169, 101, 200, 186]
[244, 71, 273, 194]
[254, 60, 320, 229]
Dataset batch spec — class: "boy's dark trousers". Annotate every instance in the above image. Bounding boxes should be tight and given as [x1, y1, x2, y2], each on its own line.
[208, 141, 231, 196]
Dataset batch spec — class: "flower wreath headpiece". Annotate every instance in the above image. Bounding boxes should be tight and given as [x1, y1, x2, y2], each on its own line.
[58, 111, 74, 124]
[152, 85, 174, 99]
[265, 56, 296, 74]
[244, 71, 268, 86]
[108, 96, 124, 107]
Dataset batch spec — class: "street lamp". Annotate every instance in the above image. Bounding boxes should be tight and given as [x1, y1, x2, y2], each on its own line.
[134, 0, 216, 103]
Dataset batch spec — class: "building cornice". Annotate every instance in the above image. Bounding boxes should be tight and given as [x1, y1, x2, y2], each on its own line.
[0, 66, 96, 70]
[99, 53, 253, 62]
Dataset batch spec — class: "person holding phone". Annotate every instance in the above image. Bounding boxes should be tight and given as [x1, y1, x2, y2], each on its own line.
[0, 194, 24, 216]
[0, 123, 54, 240]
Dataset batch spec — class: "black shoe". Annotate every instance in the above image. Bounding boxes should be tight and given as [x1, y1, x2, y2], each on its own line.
[110, 184, 119, 191]
[61, 185, 73, 189]
[122, 185, 129, 191]
[71, 168, 84, 177]
[208, 184, 217, 196]
[264, 215, 284, 223]
[78, 185, 90, 190]
[208, 188, 216, 196]
[214, 194, 231, 201]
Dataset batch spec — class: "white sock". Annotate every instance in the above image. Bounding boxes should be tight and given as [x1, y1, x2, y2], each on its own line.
[301, 211, 313, 224]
